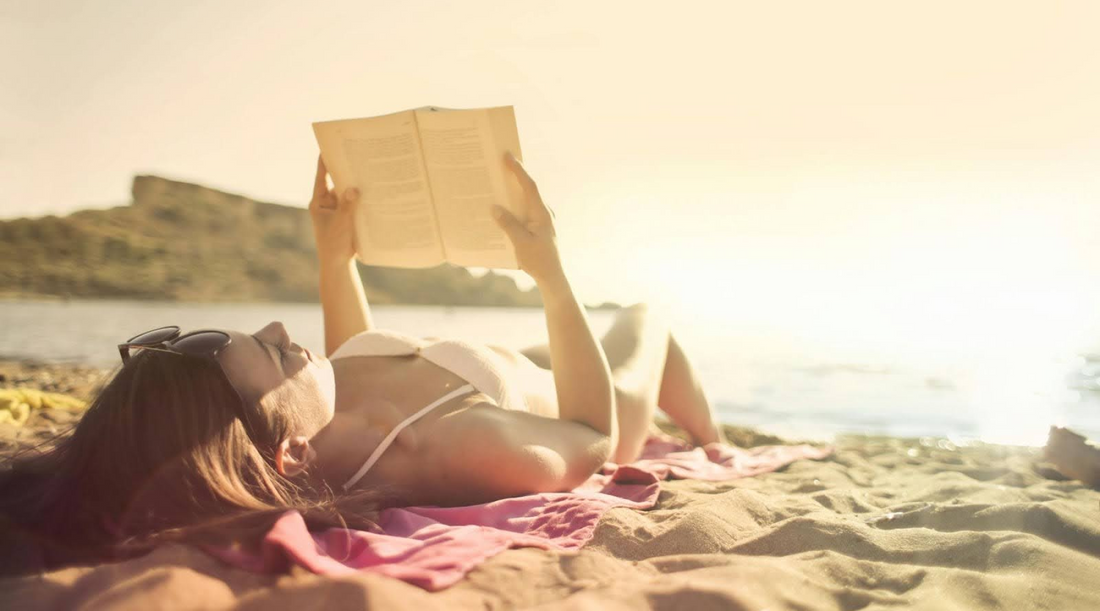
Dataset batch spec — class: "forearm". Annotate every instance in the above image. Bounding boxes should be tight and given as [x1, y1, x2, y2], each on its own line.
[538, 272, 617, 448]
[318, 258, 373, 356]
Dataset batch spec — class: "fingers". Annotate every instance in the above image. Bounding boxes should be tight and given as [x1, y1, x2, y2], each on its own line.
[491, 204, 526, 239]
[309, 149, 357, 212]
[341, 187, 360, 211]
[312, 155, 357, 213]
[319, 189, 338, 210]
[318, 187, 356, 212]
[503, 152, 555, 222]
[313, 155, 329, 201]
[504, 152, 536, 193]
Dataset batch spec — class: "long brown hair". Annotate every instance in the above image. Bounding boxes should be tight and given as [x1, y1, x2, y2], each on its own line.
[0, 349, 386, 572]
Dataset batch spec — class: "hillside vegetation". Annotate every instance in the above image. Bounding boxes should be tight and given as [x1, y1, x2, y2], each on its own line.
[0, 175, 553, 306]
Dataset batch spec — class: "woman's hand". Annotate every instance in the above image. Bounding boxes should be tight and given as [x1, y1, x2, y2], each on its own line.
[309, 155, 360, 266]
[310, 155, 374, 353]
[492, 152, 565, 285]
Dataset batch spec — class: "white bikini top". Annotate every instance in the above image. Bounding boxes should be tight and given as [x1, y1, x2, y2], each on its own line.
[330, 329, 527, 412]
[331, 329, 528, 491]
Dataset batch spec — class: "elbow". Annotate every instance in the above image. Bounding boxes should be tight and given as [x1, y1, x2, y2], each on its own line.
[592, 432, 614, 468]
[537, 433, 614, 493]
[581, 392, 618, 470]
[562, 433, 613, 490]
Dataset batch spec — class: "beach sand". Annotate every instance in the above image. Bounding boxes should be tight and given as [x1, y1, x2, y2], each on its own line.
[3, 360, 1100, 610]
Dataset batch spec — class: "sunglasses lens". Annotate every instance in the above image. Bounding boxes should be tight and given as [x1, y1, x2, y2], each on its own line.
[172, 331, 231, 356]
[126, 326, 180, 345]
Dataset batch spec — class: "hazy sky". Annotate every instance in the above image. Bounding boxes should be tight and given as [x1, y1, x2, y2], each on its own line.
[3, 0, 1099, 356]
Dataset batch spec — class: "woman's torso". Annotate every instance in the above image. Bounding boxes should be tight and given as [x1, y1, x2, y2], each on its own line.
[315, 331, 558, 505]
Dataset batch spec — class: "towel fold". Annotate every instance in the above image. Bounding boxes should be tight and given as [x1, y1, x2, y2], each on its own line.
[209, 433, 832, 590]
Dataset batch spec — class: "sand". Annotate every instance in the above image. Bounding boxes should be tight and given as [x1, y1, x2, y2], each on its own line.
[3, 360, 1100, 610]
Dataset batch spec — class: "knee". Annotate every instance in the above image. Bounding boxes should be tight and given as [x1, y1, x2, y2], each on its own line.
[619, 302, 653, 319]
[619, 302, 670, 333]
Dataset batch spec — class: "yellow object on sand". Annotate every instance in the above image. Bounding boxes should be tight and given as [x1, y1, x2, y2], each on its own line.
[0, 388, 87, 427]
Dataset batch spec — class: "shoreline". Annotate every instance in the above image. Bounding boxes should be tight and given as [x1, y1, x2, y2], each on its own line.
[4, 300, 1098, 449]
[0, 357, 1058, 453]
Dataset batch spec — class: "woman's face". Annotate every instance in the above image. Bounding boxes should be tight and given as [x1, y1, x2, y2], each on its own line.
[216, 321, 336, 438]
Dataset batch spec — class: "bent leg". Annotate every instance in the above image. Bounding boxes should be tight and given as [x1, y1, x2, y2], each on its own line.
[517, 342, 552, 370]
[519, 303, 725, 461]
[597, 304, 670, 464]
[657, 334, 728, 446]
[520, 303, 667, 463]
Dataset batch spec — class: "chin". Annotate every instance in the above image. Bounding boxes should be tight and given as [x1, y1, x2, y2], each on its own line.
[317, 360, 338, 416]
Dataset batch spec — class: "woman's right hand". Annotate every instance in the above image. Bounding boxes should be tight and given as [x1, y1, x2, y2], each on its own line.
[492, 153, 566, 285]
[309, 155, 360, 267]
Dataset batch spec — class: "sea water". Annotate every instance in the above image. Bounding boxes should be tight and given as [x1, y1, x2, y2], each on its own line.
[1, 299, 1097, 446]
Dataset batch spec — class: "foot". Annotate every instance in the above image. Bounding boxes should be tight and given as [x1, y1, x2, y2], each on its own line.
[1044, 426, 1100, 488]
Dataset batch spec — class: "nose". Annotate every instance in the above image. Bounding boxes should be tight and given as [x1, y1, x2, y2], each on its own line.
[256, 321, 290, 342]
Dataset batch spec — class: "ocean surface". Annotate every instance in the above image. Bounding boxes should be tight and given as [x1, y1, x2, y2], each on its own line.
[2, 299, 1098, 447]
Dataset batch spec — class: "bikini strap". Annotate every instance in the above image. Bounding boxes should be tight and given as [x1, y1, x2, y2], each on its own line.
[342, 383, 476, 491]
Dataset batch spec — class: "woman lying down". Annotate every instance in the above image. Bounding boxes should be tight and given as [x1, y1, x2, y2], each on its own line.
[0, 153, 728, 570]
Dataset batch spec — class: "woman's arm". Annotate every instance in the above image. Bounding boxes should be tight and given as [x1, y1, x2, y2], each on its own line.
[317, 258, 373, 356]
[436, 404, 612, 501]
[309, 156, 374, 356]
[492, 153, 618, 449]
[409, 153, 616, 502]
[536, 273, 617, 447]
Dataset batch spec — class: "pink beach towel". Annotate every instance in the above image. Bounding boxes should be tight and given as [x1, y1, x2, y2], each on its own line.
[210, 434, 831, 590]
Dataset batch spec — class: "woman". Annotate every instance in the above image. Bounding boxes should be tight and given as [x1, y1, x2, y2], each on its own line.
[0, 153, 727, 570]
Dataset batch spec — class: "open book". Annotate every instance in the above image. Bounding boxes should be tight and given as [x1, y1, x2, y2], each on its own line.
[313, 105, 525, 269]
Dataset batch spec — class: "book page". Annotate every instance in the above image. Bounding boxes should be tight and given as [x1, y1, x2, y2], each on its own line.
[312, 109, 445, 268]
[414, 106, 521, 269]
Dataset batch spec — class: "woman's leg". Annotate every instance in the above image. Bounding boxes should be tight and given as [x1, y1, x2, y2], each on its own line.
[594, 303, 670, 463]
[520, 303, 726, 462]
[657, 333, 729, 446]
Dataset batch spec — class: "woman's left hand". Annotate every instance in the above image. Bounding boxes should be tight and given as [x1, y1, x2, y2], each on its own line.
[309, 155, 360, 265]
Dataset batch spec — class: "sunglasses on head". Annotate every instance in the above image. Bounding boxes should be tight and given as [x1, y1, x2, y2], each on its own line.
[118, 326, 232, 364]
[118, 325, 262, 445]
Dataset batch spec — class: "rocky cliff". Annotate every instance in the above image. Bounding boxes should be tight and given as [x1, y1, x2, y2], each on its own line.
[0, 175, 545, 306]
